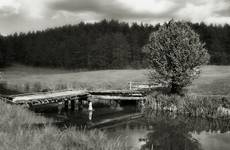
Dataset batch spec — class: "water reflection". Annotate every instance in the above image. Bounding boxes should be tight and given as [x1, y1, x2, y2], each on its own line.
[88, 110, 93, 121]
[39, 104, 230, 150]
[141, 112, 202, 150]
[105, 110, 230, 150]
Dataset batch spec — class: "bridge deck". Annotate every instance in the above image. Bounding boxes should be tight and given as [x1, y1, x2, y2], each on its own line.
[1, 89, 146, 105]
[11, 90, 88, 103]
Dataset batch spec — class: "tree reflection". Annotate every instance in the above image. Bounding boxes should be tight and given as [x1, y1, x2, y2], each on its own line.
[141, 112, 202, 150]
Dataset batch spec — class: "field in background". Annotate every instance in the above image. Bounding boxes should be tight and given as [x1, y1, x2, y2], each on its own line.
[190, 65, 230, 95]
[1, 64, 147, 92]
[1, 64, 230, 95]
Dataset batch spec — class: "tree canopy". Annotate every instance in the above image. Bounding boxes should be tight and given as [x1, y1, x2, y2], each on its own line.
[144, 20, 209, 94]
[0, 19, 229, 69]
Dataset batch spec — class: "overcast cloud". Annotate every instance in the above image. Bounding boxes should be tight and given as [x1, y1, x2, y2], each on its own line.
[0, 0, 230, 35]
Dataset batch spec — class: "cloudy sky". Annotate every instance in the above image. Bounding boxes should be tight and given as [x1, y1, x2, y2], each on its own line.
[0, 0, 230, 35]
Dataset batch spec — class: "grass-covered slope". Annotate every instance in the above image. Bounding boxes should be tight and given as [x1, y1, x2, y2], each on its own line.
[1, 64, 230, 95]
[0, 100, 126, 150]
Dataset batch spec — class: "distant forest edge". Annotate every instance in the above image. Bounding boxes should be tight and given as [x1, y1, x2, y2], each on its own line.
[0, 20, 230, 69]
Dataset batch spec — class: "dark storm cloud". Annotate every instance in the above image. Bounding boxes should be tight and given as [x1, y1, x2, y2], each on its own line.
[216, 4, 230, 17]
[210, 0, 230, 17]
[218, 9, 230, 17]
[1, 0, 230, 35]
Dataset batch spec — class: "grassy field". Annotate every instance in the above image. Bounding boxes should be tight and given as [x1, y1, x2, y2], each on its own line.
[0, 100, 126, 150]
[1, 65, 230, 149]
[1, 64, 147, 93]
[1, 64, 230, 95]
[190, 65, 230, 95]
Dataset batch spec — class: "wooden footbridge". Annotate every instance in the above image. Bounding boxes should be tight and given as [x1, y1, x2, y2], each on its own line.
[1, 89, 147, 111]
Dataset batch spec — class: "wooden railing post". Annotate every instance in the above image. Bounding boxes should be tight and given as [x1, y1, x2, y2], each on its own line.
[78, 99, 83, 111]
[88, 95, 93, 111]
[88, 101, 93, 111]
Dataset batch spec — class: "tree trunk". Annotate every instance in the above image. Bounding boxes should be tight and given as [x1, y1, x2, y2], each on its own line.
[171, 83, 181, 94]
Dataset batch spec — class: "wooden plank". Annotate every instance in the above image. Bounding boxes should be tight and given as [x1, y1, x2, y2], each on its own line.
[12, 90, 88, 103]
[89, 90, 143, 95]
[92, 95, 146, 100]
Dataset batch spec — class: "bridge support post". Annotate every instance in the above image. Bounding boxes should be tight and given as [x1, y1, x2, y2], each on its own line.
[140, 99, 145, 113]
[110, 100, 117, 109]
[87, 95, 93, 111]
[116, 100, 122, 110]
[140, 99, 145, 108]
[71, 99, 75, 111]
[78, 99, 83, 111]
[64, 100, 68, 111]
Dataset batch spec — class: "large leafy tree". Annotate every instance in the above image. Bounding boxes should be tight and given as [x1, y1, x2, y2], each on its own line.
[144, 20, 209, 94]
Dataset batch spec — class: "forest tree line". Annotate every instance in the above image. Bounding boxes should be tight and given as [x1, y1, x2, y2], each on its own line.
[0, 20, 230, 69]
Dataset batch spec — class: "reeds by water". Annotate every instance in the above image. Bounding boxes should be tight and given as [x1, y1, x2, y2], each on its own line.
[145, 94, 230, 119]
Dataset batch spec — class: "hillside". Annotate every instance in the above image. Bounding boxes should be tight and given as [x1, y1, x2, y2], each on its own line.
[1, 65, 230, 95]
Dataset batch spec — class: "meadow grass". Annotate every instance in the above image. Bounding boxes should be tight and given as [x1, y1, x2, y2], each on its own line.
[0, 100, 127, 150]
[1, 64, 147, 93]
[189, 65, 230, 95]
[1, 64, 230, 95]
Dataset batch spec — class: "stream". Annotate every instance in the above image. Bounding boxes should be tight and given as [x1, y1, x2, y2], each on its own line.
[40, 104, 230, 150]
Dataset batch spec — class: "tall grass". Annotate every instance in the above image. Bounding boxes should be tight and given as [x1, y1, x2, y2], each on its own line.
[145, 94, 230, 119]
[0, 100, 127, 150]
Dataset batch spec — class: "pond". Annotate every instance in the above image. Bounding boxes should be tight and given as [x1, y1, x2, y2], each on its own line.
[1, 85, 230, 150]
[39, 104, 230, 150]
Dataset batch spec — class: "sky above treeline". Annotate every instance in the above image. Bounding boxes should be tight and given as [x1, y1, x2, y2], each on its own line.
[0, 0, 230, 35]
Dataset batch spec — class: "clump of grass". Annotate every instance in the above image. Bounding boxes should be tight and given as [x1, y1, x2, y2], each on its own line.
[55, 82, 68, 91]
[0, 127, 126, 150]
[24, 82, 30, 92]
[0, 101, 49, 133]
[33, 82, 42, 92]
[0, 100, 127, 150]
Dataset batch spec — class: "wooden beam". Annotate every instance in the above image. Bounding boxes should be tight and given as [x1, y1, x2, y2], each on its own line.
[92, 95, 146, 101]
